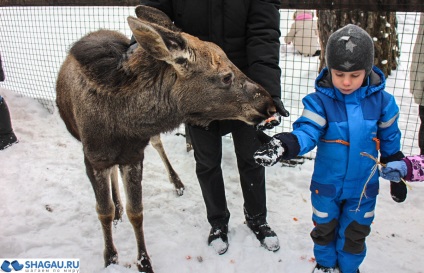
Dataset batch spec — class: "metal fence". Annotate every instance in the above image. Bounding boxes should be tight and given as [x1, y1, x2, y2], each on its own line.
[0, 5, 422, 156]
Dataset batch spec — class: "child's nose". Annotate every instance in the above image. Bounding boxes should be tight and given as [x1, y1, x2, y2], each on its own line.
[343, 77, 351, 86]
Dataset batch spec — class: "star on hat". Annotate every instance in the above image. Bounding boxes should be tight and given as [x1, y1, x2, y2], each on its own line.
[340, 61, 354, 70]
[345, 40, 357, 52]
[338, 35, 357, 52]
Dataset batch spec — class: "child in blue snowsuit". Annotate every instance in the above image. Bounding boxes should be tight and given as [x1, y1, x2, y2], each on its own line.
[254, 24, 405, 273]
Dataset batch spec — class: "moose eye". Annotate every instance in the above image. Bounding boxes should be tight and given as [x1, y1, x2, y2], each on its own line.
[222, 73, 233, 86]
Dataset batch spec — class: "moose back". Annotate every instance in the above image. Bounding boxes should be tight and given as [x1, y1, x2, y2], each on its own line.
[55, 6, 276, 273]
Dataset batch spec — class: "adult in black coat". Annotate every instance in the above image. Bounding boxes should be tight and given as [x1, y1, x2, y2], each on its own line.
[0, 53, 18, 150]
[0, 54, 4, 82]
[139, 0, 288, 254]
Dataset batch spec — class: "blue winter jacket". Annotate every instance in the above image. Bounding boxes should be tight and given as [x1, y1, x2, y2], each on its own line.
[281, 66, 402, 198]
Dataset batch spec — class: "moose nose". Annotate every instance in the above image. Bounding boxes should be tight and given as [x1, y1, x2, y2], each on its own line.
[255, 95, 276, 120]
[244, 79, 277, 118]
[259, 90, 277, 117]
[267, 104, 277, 117]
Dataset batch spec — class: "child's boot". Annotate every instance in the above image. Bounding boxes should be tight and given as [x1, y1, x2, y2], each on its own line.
[312, 264, 339, 273]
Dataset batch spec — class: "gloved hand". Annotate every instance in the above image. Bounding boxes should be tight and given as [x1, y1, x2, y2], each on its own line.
[256, 113, 281, 130]
[273, 97, 290, 118]
[380, 152, 407, 203]
[391, 181, 407, 203]
[254, 137, 285, 166]
[380, 160, 407, 182]
[256, 98, 289, 130]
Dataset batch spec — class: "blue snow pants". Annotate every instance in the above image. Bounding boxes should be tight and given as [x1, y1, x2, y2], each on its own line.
[310, 185, 377, 273]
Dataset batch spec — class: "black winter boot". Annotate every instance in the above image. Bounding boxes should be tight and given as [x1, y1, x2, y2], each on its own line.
[207, 224, 229, 255]
[246, 218, 280, 252]
[0, 98, 18, 150]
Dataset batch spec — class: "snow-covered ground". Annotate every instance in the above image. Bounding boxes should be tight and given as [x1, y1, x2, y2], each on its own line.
[1, 8, 424, 273]
[1, 87, 424, 273]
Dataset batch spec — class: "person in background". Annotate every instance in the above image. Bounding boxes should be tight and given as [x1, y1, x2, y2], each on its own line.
[410, 13, 424, 154]
[284, 9, 321, 57]
[0, 53, 18, 150]
[254, 24, 404, 273]
[383, 14, 424, 188]
[137, 0, 289, 255]
[386, 15, 424, 185]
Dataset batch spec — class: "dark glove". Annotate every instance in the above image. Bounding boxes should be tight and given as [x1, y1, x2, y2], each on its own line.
[390, 181, 407, 203]
[380, 160, 407, 182]
[256, 113, 281, 130]
[254, 137, 285, 167]
[256, 98, 289, 130]
[380, 151, 407, 203]
[273, 97, 290, 117]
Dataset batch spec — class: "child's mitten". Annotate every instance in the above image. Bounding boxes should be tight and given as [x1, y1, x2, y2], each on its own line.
[254, 132, 300, 167]
[380, 160, 407, 182]
[254, 137, 285, 166]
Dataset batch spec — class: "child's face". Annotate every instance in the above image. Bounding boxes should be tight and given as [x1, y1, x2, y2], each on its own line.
[331, 69, 366, 95]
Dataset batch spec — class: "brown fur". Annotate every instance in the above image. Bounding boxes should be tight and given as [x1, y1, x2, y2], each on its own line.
[56, 6, 275, 273]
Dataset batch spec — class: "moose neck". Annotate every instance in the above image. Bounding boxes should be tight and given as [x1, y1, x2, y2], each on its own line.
[122, 49, 184, 136]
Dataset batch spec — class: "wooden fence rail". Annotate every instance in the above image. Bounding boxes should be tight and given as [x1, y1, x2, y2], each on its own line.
[1, 0, 424, 12]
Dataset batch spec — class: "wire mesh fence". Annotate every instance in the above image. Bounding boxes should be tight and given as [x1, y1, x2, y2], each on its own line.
[0, 5, 422, 157]
[0, 6, 134, 112]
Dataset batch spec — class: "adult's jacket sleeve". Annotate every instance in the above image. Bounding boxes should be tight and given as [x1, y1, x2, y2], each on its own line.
[245, 0, 281, 99]
[410, 13, 424, 106]
[0, 54, 4, 82]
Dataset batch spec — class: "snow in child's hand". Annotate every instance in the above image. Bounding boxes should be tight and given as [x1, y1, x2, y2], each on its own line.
[254, 138, 285, 166]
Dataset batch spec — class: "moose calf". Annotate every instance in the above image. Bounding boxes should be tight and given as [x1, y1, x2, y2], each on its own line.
[56, 6, 276, 273]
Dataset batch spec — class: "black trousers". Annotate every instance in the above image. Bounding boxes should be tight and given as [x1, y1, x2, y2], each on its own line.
[186, 120, 267, 227]
[419, 105, 424, 155]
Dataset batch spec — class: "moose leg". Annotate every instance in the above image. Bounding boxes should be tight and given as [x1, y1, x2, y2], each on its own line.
[150, 134, 184, 196]
[84, 157, 118, 267]
[110, 165, 124, 223]
[120, 161, 153, 273]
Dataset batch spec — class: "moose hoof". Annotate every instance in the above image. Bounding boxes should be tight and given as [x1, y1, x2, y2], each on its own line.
[104, 250, 118, 267]
[175, 186, 185, 196]
[136, 255, 153, 273]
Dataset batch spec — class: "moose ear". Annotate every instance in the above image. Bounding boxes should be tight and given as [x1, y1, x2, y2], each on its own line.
[127, 16, 187, 62]
[134, 5, 178, 31]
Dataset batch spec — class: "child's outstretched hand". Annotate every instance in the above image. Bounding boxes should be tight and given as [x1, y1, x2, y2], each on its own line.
[380, 160, 407, 182]
[254, 137, 285, 166]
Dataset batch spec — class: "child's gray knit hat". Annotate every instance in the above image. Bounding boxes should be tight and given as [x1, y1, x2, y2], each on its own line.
[325, 24, 374, 75]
